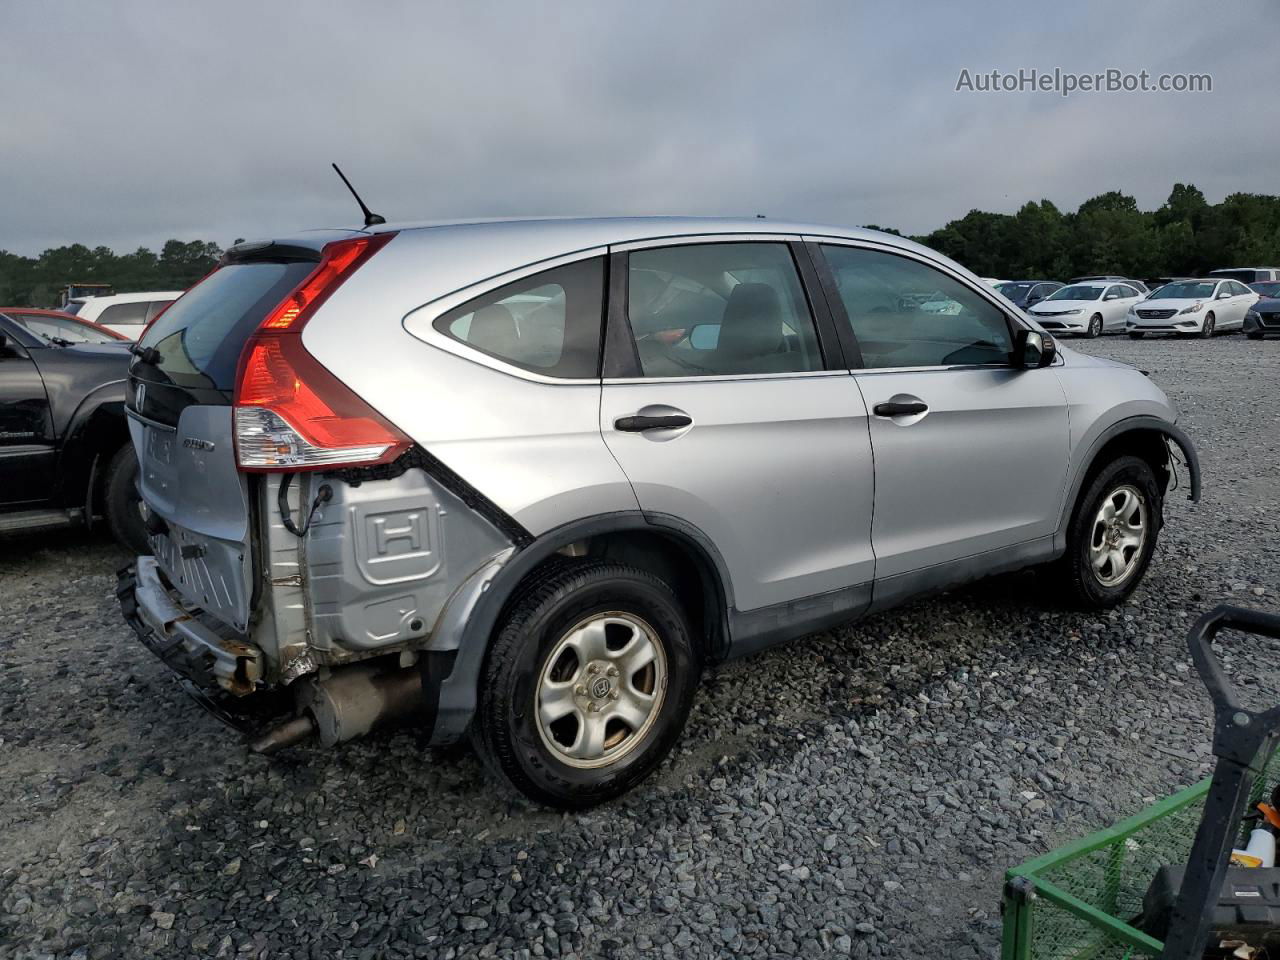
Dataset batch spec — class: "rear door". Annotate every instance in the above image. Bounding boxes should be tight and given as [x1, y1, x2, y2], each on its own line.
[0, 319, 55, 507]
[812, 240, 1068, 602]
[599, 237, 876, 618]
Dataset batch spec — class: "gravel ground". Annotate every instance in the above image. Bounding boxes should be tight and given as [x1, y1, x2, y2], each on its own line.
[3, 335, 1279, 960]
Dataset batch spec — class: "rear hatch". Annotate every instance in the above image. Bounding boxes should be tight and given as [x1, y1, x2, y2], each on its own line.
[127, 246, 327, 631]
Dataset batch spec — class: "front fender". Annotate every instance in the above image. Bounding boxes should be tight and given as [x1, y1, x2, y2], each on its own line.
[1055, 414, 1201, 549]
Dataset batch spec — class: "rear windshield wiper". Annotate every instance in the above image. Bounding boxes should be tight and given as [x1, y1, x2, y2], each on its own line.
[129, 343, 161, 365]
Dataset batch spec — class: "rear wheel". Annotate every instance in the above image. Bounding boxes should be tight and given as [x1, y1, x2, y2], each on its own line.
[104, 445, 150, 556]
[1200, 314, 1216, 338]
[473, 559, 699, 808]
[1048, 455, 1162, 609]
[1085, 314, 1103, 338]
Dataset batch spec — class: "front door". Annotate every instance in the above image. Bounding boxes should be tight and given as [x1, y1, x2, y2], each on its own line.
[814, 242, 1069, 595]
[0, 324, 55, 508]
[600, 239, 876, 616]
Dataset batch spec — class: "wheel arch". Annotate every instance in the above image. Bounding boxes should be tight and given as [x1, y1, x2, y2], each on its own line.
[56, 389, 132, 520]
[428, 511, 733, 744]
[1055, 416, 1201, 550]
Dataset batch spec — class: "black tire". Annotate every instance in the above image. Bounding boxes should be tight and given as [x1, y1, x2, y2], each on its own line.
[1085, 314, 1103, 339]
[1200, 314, 1215, 339]
[473, 559, 699, 808]
[103, 445, 150, 556]
[1248, 331, 1264, 340]
[1127, 331, 1144, 340]
[1049, 455, 1163, 609]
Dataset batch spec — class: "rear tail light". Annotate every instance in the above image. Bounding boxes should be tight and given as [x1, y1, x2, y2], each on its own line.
[233, 233, 410, 471]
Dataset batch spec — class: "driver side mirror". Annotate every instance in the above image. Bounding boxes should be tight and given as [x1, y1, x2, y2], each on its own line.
[1015, 328, 1056, 369]
[1026, 294, 1043, 306]
[1217, 291, 1232, 300]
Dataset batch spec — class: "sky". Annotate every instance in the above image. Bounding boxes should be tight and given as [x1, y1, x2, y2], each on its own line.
[1, 0, 1275, 257]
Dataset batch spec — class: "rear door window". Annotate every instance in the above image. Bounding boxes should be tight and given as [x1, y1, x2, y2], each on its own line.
[137, 260, 316, 391]
[433, 257, 605, 379]
[624, 242, 823, 377]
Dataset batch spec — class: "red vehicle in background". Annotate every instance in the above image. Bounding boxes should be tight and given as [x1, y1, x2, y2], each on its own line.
[0, 307, 129, 344]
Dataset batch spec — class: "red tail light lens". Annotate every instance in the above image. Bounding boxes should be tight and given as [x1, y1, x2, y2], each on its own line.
[233, 233, 410, 471]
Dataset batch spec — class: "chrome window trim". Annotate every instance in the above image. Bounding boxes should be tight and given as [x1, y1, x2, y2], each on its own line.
[612, 232, 801, 252]
[401, 245, 610, 386]
[602, 370, 848, 386]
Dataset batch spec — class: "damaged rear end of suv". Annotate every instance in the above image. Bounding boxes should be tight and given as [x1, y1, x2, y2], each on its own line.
[119, 230, 521, 763]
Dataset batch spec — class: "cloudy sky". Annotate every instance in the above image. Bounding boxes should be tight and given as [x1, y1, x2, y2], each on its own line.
[1, 0, 1274, 256]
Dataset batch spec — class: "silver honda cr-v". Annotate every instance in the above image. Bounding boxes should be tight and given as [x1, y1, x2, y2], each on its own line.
[118, 218, 1200, 807]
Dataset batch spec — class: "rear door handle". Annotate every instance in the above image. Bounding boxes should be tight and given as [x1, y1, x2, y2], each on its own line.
[873, 401, 928, 417]
[614, 414, 693, 432]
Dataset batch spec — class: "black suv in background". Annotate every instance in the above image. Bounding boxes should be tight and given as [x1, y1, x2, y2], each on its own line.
[0, 310, 148, 552]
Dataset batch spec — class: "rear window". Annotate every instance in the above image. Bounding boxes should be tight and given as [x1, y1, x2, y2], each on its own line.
[97, 301, 150, 325]
[138, 260, 315, 390]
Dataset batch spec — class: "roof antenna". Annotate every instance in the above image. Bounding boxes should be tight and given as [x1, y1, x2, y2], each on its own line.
[331, 163, 386, 227]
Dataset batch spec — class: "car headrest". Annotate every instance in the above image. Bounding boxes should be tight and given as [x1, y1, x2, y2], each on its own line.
[718, 283, 784, 358]
[468, 303, 519, 356]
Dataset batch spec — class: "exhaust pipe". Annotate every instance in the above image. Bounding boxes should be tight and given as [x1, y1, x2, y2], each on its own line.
[249, 660, 424, 754]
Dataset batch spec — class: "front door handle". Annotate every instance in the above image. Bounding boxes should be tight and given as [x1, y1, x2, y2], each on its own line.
[873, 400, 928, 417]
[614, 414, 693, 432]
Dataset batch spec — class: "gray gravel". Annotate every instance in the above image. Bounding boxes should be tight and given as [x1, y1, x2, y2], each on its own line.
[3, 335, 1279, 960]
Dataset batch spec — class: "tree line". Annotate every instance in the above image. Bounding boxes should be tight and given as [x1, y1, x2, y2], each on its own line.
[0, 239, 222, 307]
[1, 183, 1277, 307]
[906, 183, 1280, 281]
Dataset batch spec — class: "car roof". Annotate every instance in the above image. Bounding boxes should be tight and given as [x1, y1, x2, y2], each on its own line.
[264, 216, 940, 258]
[1210, 266, 1280, 272]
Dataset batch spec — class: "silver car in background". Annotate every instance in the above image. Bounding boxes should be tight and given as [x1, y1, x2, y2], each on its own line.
[118, 218, 1200, 807]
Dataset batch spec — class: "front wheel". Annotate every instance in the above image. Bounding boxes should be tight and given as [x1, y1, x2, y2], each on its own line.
[1248, 331, 1264, 341]
[1200, 314, 1216, 338]
[473, 559, 699, 808]
[1127, 331, 1144, 340]
[1085, 314, 1103, 339]
[1047, 455, 1163, 609]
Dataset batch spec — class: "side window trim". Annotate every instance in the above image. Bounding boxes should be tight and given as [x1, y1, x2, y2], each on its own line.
[603, 236, 842, 382]
[403, 245, 609, 384]
[806, 236, 1024, 372]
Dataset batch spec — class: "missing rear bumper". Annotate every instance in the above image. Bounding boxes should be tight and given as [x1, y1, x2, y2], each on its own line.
[117, 558, 263, 696]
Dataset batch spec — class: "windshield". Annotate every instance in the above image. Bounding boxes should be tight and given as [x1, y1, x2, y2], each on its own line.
[1150, 281, 1216, 300]
[10, 313, 123, 344]
[1251, 282, 1280, 298]
[1047, 285, 1103, 301]
[995, 282, 1034, 298]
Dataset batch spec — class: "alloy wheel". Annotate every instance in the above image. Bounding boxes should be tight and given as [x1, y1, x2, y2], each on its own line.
[1089, 484, 1147, 587]
[535, 612, 668, 769]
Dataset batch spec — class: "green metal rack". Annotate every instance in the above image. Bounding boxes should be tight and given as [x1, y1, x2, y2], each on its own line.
[1001, 605, 1280, 960]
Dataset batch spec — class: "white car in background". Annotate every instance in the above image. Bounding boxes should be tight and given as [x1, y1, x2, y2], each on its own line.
[63, 291, 183, 338]
[1126, 278, 1258, 339]
[1027, 281, 1143, 338]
